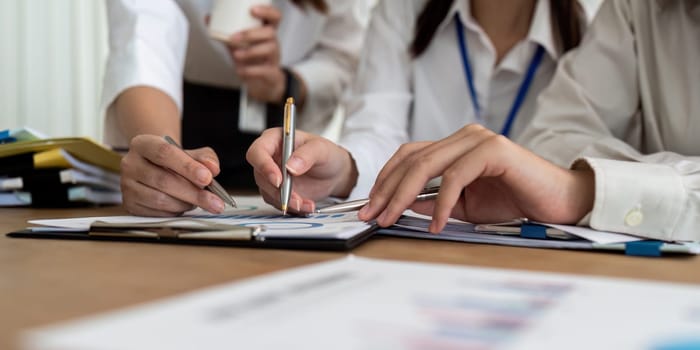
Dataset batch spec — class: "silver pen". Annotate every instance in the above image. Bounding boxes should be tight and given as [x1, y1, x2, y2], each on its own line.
[315, 186, 441, 214]
[280, 97, 296, 215]
[163, 135, 237, 208]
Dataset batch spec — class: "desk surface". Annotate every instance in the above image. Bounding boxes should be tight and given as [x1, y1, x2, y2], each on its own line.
[2, 206, 699, 349]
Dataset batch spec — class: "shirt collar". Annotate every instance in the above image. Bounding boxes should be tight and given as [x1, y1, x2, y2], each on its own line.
[439, 0, 561, 61]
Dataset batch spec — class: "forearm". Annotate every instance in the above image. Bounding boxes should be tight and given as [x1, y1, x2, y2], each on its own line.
[113, 86, 182, 143]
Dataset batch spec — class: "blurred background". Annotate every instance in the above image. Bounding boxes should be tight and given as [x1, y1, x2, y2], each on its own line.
[1, 0, 107, 139]
[0, 0, 602, 141]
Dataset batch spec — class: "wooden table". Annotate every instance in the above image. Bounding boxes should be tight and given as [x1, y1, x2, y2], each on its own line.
[2, 206, 699, 350]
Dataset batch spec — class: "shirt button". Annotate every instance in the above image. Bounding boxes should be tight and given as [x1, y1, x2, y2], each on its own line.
[625, 209, 643, 227]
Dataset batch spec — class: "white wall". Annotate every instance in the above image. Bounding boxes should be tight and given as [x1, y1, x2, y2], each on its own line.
[0, 0, 108, 139]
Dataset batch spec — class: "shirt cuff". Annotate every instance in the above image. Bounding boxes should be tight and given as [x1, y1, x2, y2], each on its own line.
[573, 157, 686, 241]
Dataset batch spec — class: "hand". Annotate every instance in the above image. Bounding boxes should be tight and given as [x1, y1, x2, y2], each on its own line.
[246, 128, 358, 214]
[358, 124, 595, 232]
[227, 5, 285, 103]
[120, 135, 226, 216]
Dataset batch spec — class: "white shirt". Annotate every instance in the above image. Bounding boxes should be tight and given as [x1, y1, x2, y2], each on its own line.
[340, 0, 593, 198]
[519, 0, 700, 241]
[103, 0, 367, 147]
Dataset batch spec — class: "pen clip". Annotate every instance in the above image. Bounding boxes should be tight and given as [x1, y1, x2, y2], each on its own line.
[284, 97, 294, 135]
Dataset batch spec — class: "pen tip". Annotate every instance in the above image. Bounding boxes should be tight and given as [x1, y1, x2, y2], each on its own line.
[286, 97, 294, 104]
[281, 204, 288, 216]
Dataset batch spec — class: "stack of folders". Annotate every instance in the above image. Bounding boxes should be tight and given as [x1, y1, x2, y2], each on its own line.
[0, 128, 122, 207]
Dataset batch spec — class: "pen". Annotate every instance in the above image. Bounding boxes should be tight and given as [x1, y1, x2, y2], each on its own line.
[163, 135, 237, 208]
[280, 97, 296, 215]
[315, 186, 441, 214]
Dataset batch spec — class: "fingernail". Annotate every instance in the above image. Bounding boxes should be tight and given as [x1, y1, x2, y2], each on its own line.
[358, 201, 371, 218]
[211, 198, 225, 213]
[302, 200, 314, 214]
[377, 211, 388, 226]
[286, 156, 304, 175]
[295, 198, 302, 212]
[196, 168, 210, 184]
[268, 173, 281, 188]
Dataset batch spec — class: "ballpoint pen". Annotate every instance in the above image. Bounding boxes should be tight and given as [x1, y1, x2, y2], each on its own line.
[163, 135, 237, 208]
[280, 97, 296, 215]
[315, 186, 441, 214]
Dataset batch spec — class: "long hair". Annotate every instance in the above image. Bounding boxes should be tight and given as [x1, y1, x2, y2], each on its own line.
[291, 0, 328, 13]
[410, 0, 584, 57]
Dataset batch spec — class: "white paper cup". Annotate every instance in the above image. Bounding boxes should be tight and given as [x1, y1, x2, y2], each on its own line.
[208, 0, 272, 42]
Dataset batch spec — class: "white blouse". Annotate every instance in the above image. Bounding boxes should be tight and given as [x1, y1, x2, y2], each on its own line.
[340, 0, 593, 198]
[519, 0, 700, 241]
[102, 0, 368, 147]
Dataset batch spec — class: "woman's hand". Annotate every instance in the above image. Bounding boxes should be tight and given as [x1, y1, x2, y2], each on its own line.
[358, 124, 595, 232]
[120, 135, 225, 216]
[227, 5, 286, 103]
[246, 128, 358, 214]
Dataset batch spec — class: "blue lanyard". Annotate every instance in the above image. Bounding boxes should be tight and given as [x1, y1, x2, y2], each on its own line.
[455, 15, 545, 137]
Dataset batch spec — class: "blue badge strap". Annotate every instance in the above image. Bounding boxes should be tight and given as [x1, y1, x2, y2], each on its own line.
[500, 45, 545, 137]
[455, 15, 481, 120]
[624, 241, 664, 257]
[455, 15, 546, 137]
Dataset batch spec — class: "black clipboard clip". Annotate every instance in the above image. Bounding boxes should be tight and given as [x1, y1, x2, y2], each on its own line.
[89, 219, 265, 241]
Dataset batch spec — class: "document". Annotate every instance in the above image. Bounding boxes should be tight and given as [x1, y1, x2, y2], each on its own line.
[27, 196, 372, 241]
[380, 214, 700, 256]
[23, 257, 700, 350]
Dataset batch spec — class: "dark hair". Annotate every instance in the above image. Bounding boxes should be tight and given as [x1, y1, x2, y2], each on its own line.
[291, 0, 328, 14]
[411, 0, 584, 57]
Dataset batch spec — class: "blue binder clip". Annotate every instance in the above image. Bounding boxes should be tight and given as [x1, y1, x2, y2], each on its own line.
[624, 241, 663, 257]
[520, 223, 548, 239]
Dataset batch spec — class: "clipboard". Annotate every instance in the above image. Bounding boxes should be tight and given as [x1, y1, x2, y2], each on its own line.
[380, 216, 700, 257]
[6, 218, 377, 251]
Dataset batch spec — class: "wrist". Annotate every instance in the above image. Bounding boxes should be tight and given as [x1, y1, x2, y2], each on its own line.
[568, 168, 595, 222]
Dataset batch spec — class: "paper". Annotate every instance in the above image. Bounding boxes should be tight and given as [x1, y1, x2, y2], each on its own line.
[537, 222, 642, 244]
[28, 196, 371, 240]
[23, 257, 700, 350]
[397, 213, 642, 244]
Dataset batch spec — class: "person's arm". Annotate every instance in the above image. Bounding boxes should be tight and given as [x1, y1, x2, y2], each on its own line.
[336, 0, 416, 199]
[518, 0, 700, 241]
[104, 1, 226, 216]
[356, 124, 595, 233]
[113, 87, 180, 142]
[102, 0, 188, 148]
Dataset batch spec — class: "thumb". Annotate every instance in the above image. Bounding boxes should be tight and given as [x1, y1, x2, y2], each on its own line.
[284, 138, 328, 176]
[189, 147, 221, 177]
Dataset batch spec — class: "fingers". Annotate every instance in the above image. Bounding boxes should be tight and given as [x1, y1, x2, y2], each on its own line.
[188, 147, 220, 177]
[371, 141, 431, 197]
[132, 136, 213, 188]
[227, 22, 276, 49]
[247, 128, 284, 188]
[120, 159, 221, 215]
[251, 4, 282, 27]
[430, 134, 510, 232]
[362, 125, 493, 224]
[254, 170, 313, 214]
[122, 135, 225, 215]
[232, 41, 277, 65]
[121, 177, 195, 216]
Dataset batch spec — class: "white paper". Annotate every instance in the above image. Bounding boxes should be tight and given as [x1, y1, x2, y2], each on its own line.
[237, 88, 267, 133]
[540, 222, 643, 244]
[23, 257, 700, 350]
[28, 196, 371, 240]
